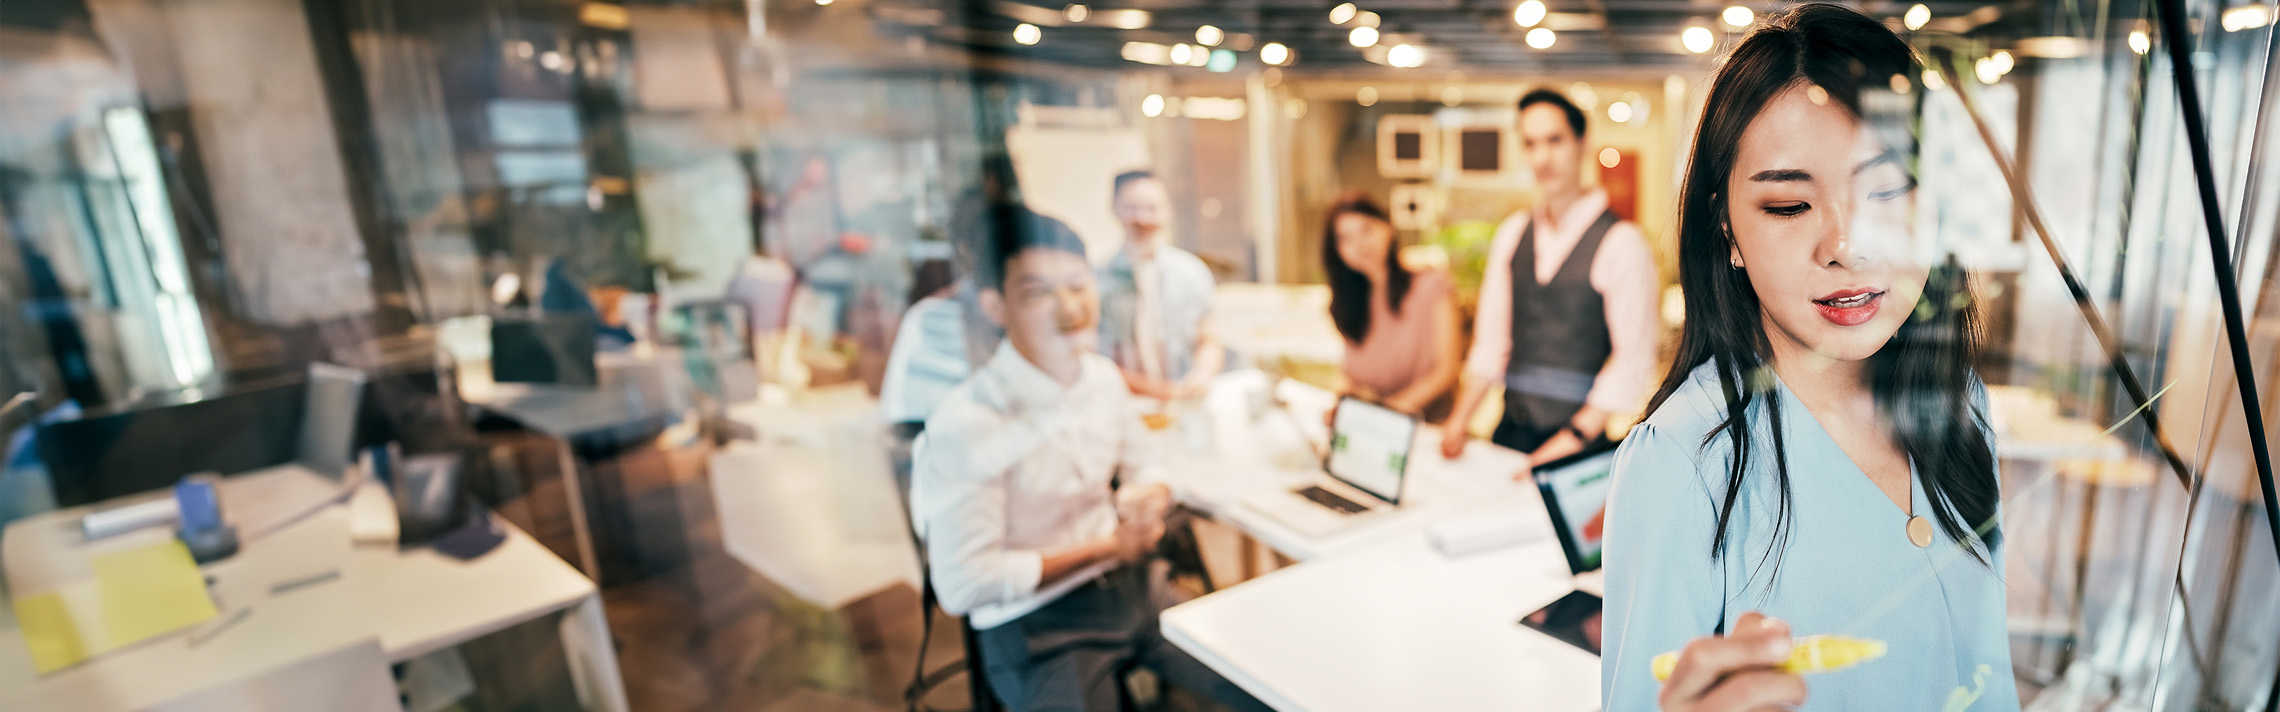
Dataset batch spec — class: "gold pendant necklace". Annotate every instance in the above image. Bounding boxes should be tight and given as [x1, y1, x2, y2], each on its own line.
[1906, 515, 1933, 548]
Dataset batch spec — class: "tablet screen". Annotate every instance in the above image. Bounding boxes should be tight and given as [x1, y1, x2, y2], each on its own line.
[1328, 398, 1415, 503]
[1535, 453, 1613, 572]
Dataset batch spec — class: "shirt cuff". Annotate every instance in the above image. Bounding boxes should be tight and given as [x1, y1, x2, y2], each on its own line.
[1003, 550, 1045, 601]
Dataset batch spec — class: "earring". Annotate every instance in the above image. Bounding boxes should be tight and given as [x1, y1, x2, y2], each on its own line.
[1729, 255, 1744, 269]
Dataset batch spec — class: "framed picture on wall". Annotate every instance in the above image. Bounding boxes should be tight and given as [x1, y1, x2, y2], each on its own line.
[1445, 123, 1517, 187]
[1376, 115, 1438, 178]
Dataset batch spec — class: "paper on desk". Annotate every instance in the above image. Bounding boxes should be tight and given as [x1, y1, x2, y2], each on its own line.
[12, 539, 218, 673]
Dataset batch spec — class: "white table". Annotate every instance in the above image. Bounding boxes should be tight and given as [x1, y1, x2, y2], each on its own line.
[1159, 372, 1535, 562]
[1160, 510, 1602, 711]
[711, 385, 920, 610]
[460, 346, 694, 579]
[0, 466, 627, 712]
[1156, 372, 1601, 711]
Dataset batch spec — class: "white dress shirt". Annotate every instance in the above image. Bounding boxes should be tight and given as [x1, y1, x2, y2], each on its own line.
[1461, 189, 1661, 415]
[1099, 244, 1215, 381]
[910, 342, 1164, 629]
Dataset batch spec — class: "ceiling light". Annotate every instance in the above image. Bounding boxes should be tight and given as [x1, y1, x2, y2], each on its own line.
[1526, 26, 1556, 49]
[2128, 29, 2150, 55]
[1330, 2, 1358, 24]
[1598, 147, 1622, 168]
[1260, 41, 1292, 66]
[815, 0, 832, 5]
[1682, 25, 1715, 54]
[1988, 49, 2013, 75]
[1722, 5, 1753, 28]
[1357, 86, 1379, 107]
[1357, 11, 1381, 27]
[1387, 43, 1425, 67]
[1184, 97, 1247, 121]
[1513, 0, 1547, 28]
[1888, 73, 1912, 94]
[1121, 41, 1171, 64]
[1351, 26, 1380, 47]
[1105, 9, 1150, 29]
[1013, 23, 1041, 45]
[1142, 94, 1166, 117]
[1903, 3, 1930, 31]
[1196, 24, 1224, 46]
[1922, 68, 1946, 90]
[1064, 3, 1089, 22]
[1187, 46, 1211, 66]
[1607, 101, 1633, 123]
[2223, 4, 2273, 32]
[1568, 82, 1596, 109]
[1170, 43, 1194, 64]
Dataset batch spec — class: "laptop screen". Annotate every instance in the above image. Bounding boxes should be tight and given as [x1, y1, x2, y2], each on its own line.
[1534, 450, 1615, 573]
[1327, 398, 1415, 504]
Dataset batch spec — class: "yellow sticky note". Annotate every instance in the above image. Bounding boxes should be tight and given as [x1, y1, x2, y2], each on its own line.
[13, 592, 88, 673]
[91, 540, 217, 651]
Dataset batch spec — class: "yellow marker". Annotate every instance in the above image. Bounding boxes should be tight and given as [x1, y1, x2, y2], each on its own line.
[1651, 635, 1887, 682]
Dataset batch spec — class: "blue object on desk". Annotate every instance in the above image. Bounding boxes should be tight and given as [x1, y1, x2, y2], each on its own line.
[174, 476, 239, 563]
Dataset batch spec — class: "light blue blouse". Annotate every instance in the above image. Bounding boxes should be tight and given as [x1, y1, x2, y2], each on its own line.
[1602, 362, 2018, 711]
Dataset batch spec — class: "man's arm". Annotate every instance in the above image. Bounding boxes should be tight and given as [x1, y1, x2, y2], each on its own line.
[1442, 215, 1529, 457]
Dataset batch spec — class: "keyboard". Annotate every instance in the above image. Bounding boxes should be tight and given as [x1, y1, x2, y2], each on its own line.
[1295, 485, 1371, 515]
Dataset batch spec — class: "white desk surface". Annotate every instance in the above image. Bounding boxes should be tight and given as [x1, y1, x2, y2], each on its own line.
[1161, 527, 1602, 712]
[460, 346, 693, 439]
[1157, 373, 1600, 711]
[0, 466, 600, 710]
[1161, 373, 1535, 562]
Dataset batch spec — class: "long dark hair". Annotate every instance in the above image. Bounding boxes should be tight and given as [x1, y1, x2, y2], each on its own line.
[1649, 3, 1998, 577]
[1322, 192, 1412, 344]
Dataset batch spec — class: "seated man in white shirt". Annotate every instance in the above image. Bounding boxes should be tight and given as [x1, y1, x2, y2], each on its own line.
[911, 204, 1267, 712]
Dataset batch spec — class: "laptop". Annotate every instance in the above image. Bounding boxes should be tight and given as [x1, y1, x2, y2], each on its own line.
[1517, 446, 1617, 655]
[1239, 396, 1416, 537]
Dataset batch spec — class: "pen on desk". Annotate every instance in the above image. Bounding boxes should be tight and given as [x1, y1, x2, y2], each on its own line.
[1650, 635, 1887, 681]
[188, 608, 252, 648]
[271, 569, 342, 595]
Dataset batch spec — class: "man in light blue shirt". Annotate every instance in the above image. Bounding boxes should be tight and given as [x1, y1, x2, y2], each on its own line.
[1096, 170, 1224, 401]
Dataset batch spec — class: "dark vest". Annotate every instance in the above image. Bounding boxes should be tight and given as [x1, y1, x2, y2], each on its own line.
[1503, 209, 1621, 433]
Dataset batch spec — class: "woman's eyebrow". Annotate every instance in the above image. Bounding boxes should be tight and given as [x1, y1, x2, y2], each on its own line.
[1748, 168, 1813, 183]
[1853, 149, 1902, 174]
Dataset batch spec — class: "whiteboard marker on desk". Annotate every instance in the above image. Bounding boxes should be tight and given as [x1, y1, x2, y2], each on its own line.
[82, 497, 179, 539]
[1650, 635, 1887, 681]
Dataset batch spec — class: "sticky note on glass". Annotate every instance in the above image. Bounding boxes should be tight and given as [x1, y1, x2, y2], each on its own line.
[12, 539, 218, 674]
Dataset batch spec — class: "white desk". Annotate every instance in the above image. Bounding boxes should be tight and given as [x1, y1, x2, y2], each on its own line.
[0, 466, 626, 712]
[1156, 372, 1600, 711]
[712, 385, 921, 610]
[460, 346, 694, 579]
[1161, 518, 1602, 711]
[1159, 372, 1534, 562]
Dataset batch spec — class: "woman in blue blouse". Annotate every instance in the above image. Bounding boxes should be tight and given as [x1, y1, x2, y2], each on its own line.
[1601, 5, 2016, 711]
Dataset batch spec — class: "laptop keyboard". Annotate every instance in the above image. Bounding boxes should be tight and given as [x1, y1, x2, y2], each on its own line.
[1296, 485, 1371, 515]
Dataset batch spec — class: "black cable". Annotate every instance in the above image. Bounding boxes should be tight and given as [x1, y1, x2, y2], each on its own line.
[2152, 0, 2280, 572]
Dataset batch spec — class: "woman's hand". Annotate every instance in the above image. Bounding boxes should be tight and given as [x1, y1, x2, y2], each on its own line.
[1658, 612, 1806, 712]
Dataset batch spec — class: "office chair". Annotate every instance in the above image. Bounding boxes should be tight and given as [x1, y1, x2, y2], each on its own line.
[896, 430, 1000, 712]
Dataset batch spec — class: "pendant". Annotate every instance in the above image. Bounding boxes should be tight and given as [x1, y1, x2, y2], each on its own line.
[1906, 515, 1934, 548]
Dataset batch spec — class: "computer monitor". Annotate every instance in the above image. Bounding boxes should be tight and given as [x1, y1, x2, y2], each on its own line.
[298, 362, 366, 479]
[1326, 397, 1416, 505]
[1533, 448, 1616, 574]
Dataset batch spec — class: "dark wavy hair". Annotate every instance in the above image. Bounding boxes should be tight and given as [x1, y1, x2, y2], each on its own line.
[1648, 2, 1999, 576]
[1321, 192, 1412, 344]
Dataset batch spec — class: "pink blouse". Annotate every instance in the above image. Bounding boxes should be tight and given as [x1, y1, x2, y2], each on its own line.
[1341, 268, 1454, 399]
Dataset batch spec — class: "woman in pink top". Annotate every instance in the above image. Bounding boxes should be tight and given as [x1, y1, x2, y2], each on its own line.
[1322, 192, 1462, 422]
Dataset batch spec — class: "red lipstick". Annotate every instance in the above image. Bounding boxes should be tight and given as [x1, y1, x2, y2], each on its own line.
[1813, 288, 1884, 327]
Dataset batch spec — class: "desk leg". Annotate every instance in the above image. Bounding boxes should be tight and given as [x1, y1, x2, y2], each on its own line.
[1239, 532, 1259, 581]
[560, 595, 630, 712]
[555, 439, 603, 580]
